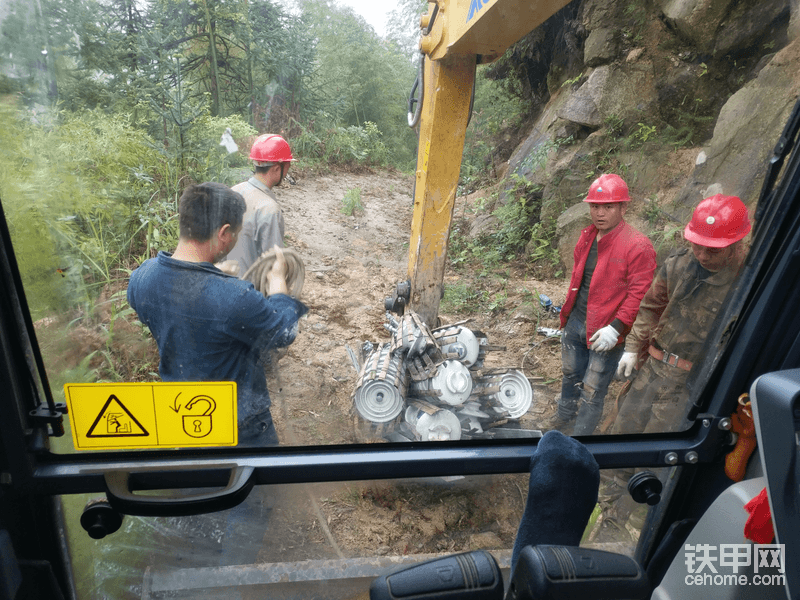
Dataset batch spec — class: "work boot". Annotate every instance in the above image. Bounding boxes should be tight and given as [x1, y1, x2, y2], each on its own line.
[543, 413, 576, 434]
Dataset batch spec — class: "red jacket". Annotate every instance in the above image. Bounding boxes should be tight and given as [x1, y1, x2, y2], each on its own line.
[560, 220, 656, 347]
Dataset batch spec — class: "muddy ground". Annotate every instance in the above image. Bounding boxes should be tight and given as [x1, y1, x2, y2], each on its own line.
[261, 167, 636, 560]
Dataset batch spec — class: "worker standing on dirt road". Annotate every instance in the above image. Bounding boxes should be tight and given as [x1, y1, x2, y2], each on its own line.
[127, 182, 308, 446]
[611, 193, 751, 435]
[226, 133, 296, 276]
[547, 174, 656, 436]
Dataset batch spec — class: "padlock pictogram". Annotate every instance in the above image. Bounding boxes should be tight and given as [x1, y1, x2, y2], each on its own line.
[182, 395, 216, 438]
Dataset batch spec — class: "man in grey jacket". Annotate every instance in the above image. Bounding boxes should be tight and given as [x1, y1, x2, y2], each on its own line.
[227, 134, 296, 276]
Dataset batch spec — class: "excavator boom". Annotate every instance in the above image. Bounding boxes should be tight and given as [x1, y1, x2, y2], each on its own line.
[405, 0, 573, 326]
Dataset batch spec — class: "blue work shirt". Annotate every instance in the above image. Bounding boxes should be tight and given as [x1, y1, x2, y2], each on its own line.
[127, 252, 308, 430]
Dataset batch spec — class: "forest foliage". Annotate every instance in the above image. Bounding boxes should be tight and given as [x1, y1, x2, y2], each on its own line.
[0, 0, 524, 324]
[0, 0, 455, 318]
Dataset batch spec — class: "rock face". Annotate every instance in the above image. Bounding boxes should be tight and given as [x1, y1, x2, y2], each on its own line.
[496, 0, 798, 275]
[673, 39, 800, 213]
[584, 28, 618, 67]
[556, 202, 592, 271]
[659, 0, 789, 56]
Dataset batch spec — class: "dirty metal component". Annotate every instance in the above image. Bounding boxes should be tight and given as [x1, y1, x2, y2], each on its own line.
[384, 280, 411, 315]
[432, 325, 481, 367]
[473, 370, 534, 419]
[493, 370, 534, 419]
[458, 401, 491, 419]
[387, 312, 437, 358]
[406, 56, 475, 328]
[351, 312, 533, 441]
[345, 345, 362, 373]
[405, 401, 462, 441]
[410, 359, 474, 406]
[471, 329, 506, 368]
[407, 0, 572, 326]
[386, 312, 445, 381]
[537, 327, 562, 339]
[352, 343, 407, 423]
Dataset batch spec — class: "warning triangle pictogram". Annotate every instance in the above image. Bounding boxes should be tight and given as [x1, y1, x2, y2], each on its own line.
[86, 394, 150, 438]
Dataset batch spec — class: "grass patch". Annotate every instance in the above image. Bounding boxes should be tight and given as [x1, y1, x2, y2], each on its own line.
[341, 188, 364, 216]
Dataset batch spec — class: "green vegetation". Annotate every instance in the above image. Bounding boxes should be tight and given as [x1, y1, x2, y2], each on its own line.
[632, 123, 658, 146]
[340, 188, 365, 216]
[439, 283, 488, 315]
[449, 139, 567, 299]
[622, 8, 646, 43]
[0, 0, 423, 385]
[460, 65, 529, 192]
[296, 121, 389, 167]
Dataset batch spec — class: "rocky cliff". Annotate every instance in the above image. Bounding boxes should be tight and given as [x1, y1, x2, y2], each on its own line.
[489, 0, 799, 271]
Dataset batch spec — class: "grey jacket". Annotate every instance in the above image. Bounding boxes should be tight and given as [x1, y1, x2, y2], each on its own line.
[227, 177, 285, 276]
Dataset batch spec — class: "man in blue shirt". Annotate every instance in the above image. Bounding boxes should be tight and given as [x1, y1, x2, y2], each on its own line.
[127, 182, 308, 446]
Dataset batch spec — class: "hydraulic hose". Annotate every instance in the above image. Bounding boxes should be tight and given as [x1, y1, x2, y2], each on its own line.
[408, 55, 424, 128]
[241, 247, 306, 299]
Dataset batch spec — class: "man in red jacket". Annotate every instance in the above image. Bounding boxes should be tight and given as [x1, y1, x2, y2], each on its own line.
[547, 174, 656, 435]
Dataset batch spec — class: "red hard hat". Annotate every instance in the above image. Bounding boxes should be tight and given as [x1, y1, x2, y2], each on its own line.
[584, 174, 631, 203]
[684, 194, 751, 248]
[249, 134, 295, 165]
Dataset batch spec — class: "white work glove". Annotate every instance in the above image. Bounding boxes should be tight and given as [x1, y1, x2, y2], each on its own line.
[616, 351, 638, 379]
[589, 325, 620, 352]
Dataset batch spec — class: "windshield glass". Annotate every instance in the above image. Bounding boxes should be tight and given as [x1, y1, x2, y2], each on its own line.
[4, 0, 786, 454]
[2, 0, 797, 596]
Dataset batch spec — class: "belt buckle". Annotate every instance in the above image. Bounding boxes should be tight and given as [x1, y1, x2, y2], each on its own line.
[661, 351, 678, 367]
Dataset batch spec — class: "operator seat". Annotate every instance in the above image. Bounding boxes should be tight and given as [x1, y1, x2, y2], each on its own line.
[651, 477, 784, 600]
[653, 369, 799, 600]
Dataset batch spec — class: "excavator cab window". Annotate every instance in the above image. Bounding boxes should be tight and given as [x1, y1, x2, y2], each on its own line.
[2, 1, 800, 599]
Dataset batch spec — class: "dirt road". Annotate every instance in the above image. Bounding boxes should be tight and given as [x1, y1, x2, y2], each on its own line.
[260, 168, 586, 559]
[270, 168, 571, 447]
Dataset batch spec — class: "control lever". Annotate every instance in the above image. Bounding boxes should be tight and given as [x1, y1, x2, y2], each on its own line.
[505, 545, 650, 600]
[370, 550, 502, 600]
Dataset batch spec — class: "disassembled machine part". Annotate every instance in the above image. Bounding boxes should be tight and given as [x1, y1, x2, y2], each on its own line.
[410, 359, 474, 406]
[351, 311, 539, 441]
[352, 343, 407, 423]
[405, 401, 462, 441]
[474, 369, 534, 419]
[433, 325, 481, 367]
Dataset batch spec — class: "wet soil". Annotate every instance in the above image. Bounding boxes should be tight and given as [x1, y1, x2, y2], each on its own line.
[263, 167, 634, 559]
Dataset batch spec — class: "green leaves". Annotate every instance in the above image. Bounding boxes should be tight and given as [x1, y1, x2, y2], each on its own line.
[340, 188, 364, 216]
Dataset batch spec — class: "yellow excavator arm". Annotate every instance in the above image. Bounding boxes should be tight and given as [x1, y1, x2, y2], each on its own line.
[397, 0, 573, 326]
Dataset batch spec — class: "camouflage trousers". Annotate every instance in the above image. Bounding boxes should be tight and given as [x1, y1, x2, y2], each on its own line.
[611, 358, 692, 434]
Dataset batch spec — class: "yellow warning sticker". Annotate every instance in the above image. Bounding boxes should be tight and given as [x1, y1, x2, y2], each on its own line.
[64, 382, 237, 450]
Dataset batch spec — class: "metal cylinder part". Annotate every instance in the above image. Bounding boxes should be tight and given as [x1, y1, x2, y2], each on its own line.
[434, 326, 481, 367]
[477, 370, 533, 418]
[405, 401, 462, 442]
[390, 313, 432, 357]
[352, 343, 407, 423]
[494, 370, 533, 418]
[410, 359, 473, 406]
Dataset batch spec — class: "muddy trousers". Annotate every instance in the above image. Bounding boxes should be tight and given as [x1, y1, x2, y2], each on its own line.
[609, 360, 692, 486]
[558, 315, 624, 435]
[611, 359, 691, 435]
